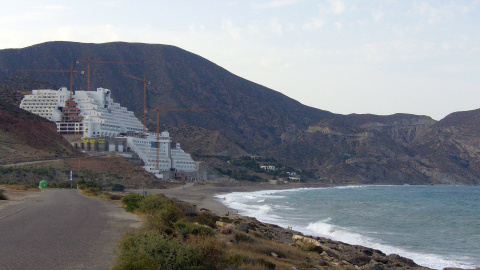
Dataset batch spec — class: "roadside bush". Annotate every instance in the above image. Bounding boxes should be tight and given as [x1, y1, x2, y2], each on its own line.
[109, 194, 122, 200]
[55, 182, 74, 189]
[110, 183, 125, 192]
[175, 220, 215, 238]
[83, 187, 100, 196]
[145, 199, 184, 233]
[137, 194, 170, 213]
[234, 232, 256, 243]
[122, 193, 144, 212]
[0, 189, 7, 200]
[189, 211, 220, 228]
[113, 230, 205, 270]
[158, 200, 182, 227]
[186, 236, 224, 269]
[78, 179, 99, 190]
[23, 182, 39, 189]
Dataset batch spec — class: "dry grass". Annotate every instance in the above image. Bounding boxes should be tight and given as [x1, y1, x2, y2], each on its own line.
[111, 192, 342, 269]
[0, 184, 39, 202]
[222, 232, 326, 269]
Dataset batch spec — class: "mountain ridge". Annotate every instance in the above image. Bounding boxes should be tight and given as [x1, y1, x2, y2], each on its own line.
[1, 41, 479, 185]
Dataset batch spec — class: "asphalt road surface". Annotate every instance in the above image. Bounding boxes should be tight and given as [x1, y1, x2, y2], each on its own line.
[0, 189, 140, 270]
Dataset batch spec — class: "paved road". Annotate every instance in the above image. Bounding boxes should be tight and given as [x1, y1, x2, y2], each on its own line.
[0, 189, 141, 270]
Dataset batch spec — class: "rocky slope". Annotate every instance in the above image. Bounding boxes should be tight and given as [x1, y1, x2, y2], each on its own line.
[269, 113, 480, 185]
[0, 94, 78, 164]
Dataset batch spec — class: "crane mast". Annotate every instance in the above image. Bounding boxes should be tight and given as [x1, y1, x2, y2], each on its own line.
[20, 66, 84, 97]
[77, 57, 138, 91]
[123, 73, 149, 135]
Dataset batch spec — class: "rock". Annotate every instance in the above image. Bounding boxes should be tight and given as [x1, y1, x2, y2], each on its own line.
[216, 221, 235, 234]
[292, 235, 324, 253]
[236, 224, 249, 233]
[387, 254, 419, 267]
[372, 252, 389, 264]
[360, 260, 385, 270]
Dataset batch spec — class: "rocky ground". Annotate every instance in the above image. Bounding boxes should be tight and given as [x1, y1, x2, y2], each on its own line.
[215, 213, 432, 269]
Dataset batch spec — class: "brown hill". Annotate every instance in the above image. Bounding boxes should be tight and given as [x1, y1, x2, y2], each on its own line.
[269, 112, 480, 185]
[408, 109, 480, 184]
[0, 94, 78, 163]
[1, 41, 479, 184]
[0, 41, 333, 152]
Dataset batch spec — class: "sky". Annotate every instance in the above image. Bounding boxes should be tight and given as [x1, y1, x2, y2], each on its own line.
[1, 0, 479, 120]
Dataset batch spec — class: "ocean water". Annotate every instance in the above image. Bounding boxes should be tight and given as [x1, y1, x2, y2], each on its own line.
[216, 185, 480, 269]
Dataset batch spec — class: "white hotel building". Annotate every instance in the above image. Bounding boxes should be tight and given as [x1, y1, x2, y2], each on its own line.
[19, 87, 196, 178]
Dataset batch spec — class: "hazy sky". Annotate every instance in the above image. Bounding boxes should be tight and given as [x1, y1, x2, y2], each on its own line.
[1, 0, 479, 120]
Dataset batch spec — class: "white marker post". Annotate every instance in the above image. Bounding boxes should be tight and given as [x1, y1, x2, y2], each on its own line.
[70, 170, 73, 188]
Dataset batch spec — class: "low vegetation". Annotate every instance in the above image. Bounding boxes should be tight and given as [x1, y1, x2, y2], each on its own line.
[206, 155, 316, 182]
[113, 193, 328, 270]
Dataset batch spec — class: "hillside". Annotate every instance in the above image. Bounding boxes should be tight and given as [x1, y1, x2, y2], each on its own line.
[269, 112, 480, 185]
[409, 109, 480, 184]
[0, 41, 333, 152]
[0, 94, 78, 163]
[1, 41, 479, 185]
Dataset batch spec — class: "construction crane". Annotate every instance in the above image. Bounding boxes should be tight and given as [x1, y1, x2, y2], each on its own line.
[150, 106, 215, 171]
[19, 66, 84, 96]
[122, 73, 149, 135]
[124, 72, 215, 172]
[76, 57, 138, 91]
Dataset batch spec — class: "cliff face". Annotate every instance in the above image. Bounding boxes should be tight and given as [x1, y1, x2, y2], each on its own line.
[269, 113, 480, 185]
[409, 109, 480, 185]
[1, 42, 479, 184]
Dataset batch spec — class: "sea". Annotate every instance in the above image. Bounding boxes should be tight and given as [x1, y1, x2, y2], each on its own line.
[215, 185, 480, 269]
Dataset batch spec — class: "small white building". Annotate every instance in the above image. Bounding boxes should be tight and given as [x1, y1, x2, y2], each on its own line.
[260, 165, 276, 171]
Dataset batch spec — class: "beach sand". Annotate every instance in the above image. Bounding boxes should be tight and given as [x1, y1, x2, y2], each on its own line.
[126, 182, 311, 216]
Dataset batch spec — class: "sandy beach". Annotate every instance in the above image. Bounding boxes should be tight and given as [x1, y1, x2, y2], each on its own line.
[127, 182, 313, 216]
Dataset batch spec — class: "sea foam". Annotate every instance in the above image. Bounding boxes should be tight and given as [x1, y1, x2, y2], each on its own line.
[216, 186, 479, 269]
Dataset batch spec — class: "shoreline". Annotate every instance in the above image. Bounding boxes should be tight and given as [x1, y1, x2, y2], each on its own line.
[131, 182, 321, 216]
[133, 183, 479, 270]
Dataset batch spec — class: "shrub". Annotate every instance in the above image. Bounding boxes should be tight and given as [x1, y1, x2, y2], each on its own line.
[234, 232, 255, 243]
[158, 200, 182, 227]
[186, 236, 224, 269]
[109, 194, 122, 200]
[189, 211, 220, 228]
[83, 187, 100, 196]
[137, 194, 169, 213]
[0, 189, 7, 200]
[175, 221, 215, 238]
[122, 193, 144, 212]
[145, 200, 185, 233]
[297, 242, 318, 252]
[220, 254, 249, 267]
[78, 180, 99, 190]
[110, 183, 125, 192]
[56, 182, 74, 189]
[147, 211, 173, 234]
[113, 230, 205, 270]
